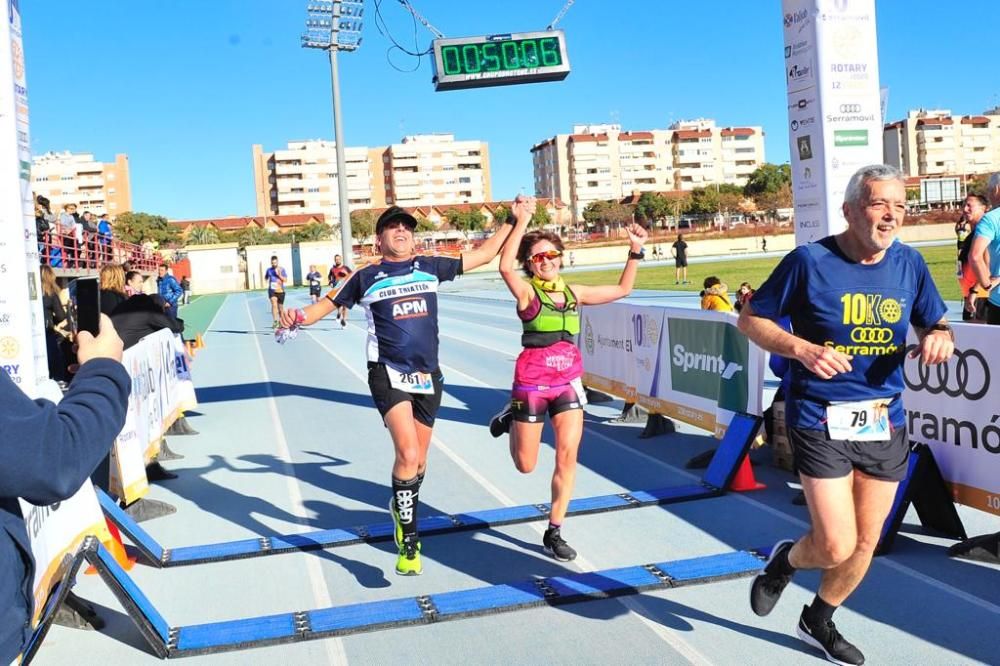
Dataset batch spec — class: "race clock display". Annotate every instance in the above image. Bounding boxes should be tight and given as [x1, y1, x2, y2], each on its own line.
[432, 30, 570, 91]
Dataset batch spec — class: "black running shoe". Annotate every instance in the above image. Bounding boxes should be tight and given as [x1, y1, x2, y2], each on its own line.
[489, 403, 513, 438]
[543, 527, 577, 562]
[796, 606, 865, 665]
[750, 539, 795, 616]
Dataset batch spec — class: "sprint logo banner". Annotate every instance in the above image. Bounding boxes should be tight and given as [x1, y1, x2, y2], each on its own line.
[581, 303, 765, 435]
[904, 324, 1000, 516]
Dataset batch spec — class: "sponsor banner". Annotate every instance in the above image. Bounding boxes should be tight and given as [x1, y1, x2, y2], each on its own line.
[0, 0, 47, 387]
[581, 303, 765, 436]
[903, 325, 1000, 516]
[19, 381, 111, 626]
[111, 330, 197, 496]
[783, 0, 883, 245]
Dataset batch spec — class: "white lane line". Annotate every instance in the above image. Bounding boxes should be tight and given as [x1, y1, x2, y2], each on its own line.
[304, 329, 712, 664]
[245, 297, 348, 666]
[439, 361, 1000, 616]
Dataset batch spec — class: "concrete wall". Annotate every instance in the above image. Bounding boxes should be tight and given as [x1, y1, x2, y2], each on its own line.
[245, 243, 294, 290]
[186, 243, 244, 294]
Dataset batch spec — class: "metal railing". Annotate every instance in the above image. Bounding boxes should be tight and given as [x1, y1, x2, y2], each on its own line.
[37, 226, 159, 272]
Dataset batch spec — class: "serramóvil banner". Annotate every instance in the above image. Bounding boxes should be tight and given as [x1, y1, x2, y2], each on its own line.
[904, 324, 1000, 516]
[581, 303, 765, 436]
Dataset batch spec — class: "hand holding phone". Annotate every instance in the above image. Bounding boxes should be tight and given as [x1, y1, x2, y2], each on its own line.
[76, 314, 124, 364]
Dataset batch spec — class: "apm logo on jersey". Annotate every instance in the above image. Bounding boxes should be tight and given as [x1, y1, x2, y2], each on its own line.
[667, 319, 749, 411]
[392, 296, 428, 320]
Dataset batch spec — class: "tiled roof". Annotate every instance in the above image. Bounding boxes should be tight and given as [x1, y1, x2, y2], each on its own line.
[720, 128, 755, 137]
[673, 130, 712, 140]
[916, 117, 953, 126]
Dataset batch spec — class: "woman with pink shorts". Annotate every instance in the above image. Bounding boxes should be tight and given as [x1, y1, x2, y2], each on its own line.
[490, 196, 648, 561]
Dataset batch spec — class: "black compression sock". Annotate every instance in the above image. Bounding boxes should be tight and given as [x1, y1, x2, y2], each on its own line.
[804, 595, 837, 624]
[392, 475, 420, 542]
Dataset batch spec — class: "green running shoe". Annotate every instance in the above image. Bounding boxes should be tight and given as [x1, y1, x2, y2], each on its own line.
[395, 539, 422, 576]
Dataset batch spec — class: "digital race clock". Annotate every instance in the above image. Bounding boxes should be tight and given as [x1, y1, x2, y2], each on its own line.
[432, 30, 571, 92]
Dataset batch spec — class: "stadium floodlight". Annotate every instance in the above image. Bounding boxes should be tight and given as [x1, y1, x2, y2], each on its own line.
[301, 0, 365, 266]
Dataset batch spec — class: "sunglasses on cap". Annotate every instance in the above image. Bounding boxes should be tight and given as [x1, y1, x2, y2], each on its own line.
[530, 249, 563, 263]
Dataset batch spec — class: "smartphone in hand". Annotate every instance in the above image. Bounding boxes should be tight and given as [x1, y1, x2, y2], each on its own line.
[74, 276, 101, 336]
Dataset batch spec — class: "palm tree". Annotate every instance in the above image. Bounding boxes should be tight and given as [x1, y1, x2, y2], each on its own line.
[186, 225, 219, 245]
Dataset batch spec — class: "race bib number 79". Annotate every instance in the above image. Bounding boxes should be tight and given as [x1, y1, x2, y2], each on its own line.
[826, 399, 890, 441]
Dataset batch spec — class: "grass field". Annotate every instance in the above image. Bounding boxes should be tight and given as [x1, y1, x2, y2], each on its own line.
[571, 243, 963, 301]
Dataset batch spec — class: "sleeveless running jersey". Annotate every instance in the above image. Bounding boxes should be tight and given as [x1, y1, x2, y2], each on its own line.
[750, 236, 946, 430]
[334, 255, 462, 373]
[520, 283, 580, 348]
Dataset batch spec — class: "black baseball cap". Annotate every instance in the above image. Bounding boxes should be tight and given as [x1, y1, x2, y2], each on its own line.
[376, 206, 418, 234]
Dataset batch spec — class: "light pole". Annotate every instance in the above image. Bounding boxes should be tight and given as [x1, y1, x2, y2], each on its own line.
[302, 0, 363, 268]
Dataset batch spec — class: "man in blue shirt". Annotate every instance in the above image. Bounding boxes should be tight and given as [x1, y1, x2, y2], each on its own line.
[156, 264, 184, 320]
[281, 203, 526, 575]
[968, 172, 1000, 324]
[739, 165, 954, 665]
[264, 256, 288, 329]
[1, 314, 130, 664]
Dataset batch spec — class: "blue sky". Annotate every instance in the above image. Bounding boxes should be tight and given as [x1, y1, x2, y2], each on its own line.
[22, 1, 1000, 220]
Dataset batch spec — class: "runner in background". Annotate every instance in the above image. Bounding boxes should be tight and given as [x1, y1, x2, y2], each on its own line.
[280, 203, 520, 575]
[264, 256, 287, 329]
[489, 196, 648, 561]
[327, 254, 354, 327]
[306, 265, 323, 304]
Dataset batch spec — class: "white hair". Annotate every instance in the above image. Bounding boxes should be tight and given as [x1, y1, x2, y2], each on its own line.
[843, 164, 904, 208]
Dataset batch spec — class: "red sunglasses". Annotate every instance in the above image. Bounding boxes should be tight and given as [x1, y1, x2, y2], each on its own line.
[530, 249, 562, 263]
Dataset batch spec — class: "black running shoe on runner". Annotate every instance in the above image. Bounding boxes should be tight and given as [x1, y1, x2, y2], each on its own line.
[543, 527, 577, 562]
[750, 539, 795, 616]
[489, 403, 513, 438]
[796, 606, 865, 665]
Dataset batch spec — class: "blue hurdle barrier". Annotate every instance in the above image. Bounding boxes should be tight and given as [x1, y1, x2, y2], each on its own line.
[23, 536, 765, 661]
[99, 412, 764, 568]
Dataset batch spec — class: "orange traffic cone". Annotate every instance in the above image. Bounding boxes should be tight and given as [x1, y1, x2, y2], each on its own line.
[730, 454, 766, 492]
[195, 333, 205, 349]
[86, 518, 136, 574]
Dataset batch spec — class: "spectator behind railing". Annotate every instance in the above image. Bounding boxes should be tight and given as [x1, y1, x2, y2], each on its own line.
[81, 211, 99, 269]
[35, 196, 58, 266]
[1, 314, 129, 665]
[40, 265, 70, 381]
[99, 264, 128, 316]
[125, 270, 144, 297]
[156, 264, 183, 320]
[59, 204, 82, 269]
[97, 213, 113, 265]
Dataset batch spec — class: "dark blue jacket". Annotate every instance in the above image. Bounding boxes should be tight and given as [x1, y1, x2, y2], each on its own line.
[157, 274, 183, 308]
[0, 359, 130, 663]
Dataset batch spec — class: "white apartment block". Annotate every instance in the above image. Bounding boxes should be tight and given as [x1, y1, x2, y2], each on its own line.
[31, 151, 132, 216]
[532, 121, 765, 222]
[883, 108, 1000, 178]
[252, 141, 382, 225]
[253, 134, 492, 223]
[384, 134, 491, 207]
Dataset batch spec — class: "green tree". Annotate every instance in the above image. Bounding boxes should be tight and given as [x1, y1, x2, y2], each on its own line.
[634, 192, 669, 225]
[186, 225, 219, 245]
[966, 174, 988, 197]
[445, 209, 486, 236]
[493, 204, 510, 227]
[415, 217, 437, 232]
[289, 222, 332, 242]
[581, 200, 632, 227]
[114, 212, 179, 245]
[757, 183, 793, 215]
[349, 210, 376, 240]
[743, 163, 792, 199]
[687, 187, 720, 215]
[582, 200, 609, 227]
[239, 225, 269, 247]
[531, 201, 551, 228]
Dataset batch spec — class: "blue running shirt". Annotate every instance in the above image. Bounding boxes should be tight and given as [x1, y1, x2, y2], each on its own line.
[750, 236, 946, 430]
[334, 256, 462, 373]
[972, 207, 1000, 307]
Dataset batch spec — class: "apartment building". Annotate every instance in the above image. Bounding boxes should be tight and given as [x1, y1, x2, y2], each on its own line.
[883, 108, 1000, 178]
[383, 134, 491, 207]
[30, 151, 132, 216]
[253, 134, 492, 224]
[252, 141, 382, 224]
[532, 121, 765, 221]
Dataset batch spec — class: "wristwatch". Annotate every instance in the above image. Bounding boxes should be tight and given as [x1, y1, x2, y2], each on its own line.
[929, 323, 954, 341]
[628, 249, 645, 260]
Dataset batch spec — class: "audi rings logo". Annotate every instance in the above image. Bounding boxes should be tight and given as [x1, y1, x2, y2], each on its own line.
[839, 103, 862, 113]
[904, 347, 990, 400]
[850, 327, 893, 344]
